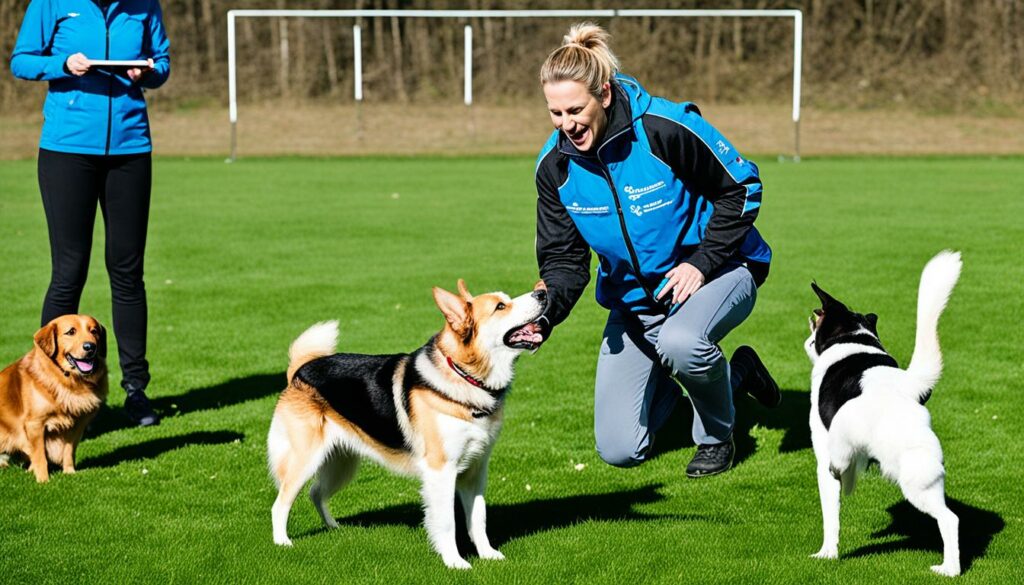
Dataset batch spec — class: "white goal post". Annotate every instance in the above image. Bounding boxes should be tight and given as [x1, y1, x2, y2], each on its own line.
[226, 9, 803, 161]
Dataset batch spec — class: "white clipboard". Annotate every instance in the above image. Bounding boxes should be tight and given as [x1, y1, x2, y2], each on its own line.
[87, 59, 150, 67]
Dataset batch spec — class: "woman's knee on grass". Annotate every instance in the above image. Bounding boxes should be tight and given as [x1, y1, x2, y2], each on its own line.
[595, 426, 652, 468]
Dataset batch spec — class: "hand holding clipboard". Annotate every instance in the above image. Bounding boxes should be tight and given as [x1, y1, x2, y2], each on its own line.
[66, 53, 153, 80]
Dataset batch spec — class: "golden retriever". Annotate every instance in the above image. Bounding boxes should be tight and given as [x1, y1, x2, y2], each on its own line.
[0, 314, 108, 482]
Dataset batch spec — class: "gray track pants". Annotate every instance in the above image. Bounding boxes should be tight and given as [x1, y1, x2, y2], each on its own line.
[594, 264, 757, 467]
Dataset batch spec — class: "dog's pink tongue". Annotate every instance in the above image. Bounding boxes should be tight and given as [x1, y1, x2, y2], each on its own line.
[75, 359, 94, 373]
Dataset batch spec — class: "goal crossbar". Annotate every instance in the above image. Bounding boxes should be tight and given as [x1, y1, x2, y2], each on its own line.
[226, 8, 803, 160]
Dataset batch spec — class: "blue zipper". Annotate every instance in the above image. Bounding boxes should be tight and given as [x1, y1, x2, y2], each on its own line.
[103, 2, 112, 155]
[595, 127, 657, 301]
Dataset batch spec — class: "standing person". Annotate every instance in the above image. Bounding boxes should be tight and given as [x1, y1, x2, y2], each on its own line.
[530, 23, 780, 477]
[11, 0, 171, 426]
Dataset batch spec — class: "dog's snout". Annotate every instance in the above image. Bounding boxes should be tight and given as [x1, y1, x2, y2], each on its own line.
[532, 289, 547, 304]
[82, 342, 96, 355]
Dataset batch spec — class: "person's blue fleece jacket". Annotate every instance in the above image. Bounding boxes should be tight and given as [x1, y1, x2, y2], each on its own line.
[11, 0, 170, 155]
[535, 74, 771, 325]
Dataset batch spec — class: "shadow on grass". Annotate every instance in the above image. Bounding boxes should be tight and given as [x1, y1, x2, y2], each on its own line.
[79, 430, 245, 468]
[86, 372, 285, 438]
[844, 497, 1004, 572]
[650, 388, 811, 466]
[300, 483, 713, 552]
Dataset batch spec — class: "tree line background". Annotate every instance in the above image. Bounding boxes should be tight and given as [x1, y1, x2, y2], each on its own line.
[1, 0, 1022, 114]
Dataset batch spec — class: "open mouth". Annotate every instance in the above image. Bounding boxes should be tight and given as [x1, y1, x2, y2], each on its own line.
[66, 353, 96, 375]
[567, 127, 589, 146]
[504, 321, 544, 351]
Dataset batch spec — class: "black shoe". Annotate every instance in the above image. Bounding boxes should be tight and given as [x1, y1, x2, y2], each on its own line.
[124, 390, 160, 427]
[686, 436, 735, 478]
[730, 345, 782, 408]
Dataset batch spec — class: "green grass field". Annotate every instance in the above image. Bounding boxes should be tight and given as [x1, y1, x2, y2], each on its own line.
[0, 155, 1021, 584]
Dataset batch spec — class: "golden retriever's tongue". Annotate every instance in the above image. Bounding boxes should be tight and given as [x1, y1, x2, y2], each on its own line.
[73, 358, 94, 373]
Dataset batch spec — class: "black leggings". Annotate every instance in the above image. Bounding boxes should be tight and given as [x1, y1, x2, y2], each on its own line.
[38, 148, 152, 392]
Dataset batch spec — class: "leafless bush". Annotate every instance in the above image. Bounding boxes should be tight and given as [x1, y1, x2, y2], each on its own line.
[2, 0, 1021, 113]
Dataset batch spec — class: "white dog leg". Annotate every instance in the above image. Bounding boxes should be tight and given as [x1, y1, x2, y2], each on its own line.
[270, 439, 331, 547]
[813, 460, 842, 559]
[309, 453, 359, 530]
[902, 471, 960, 577]
[457, 456, 504, 561]
[422, 466, 471, 569]
[272, 475, 311, 546]
[810, 427, 841, 559]
[931, 504, 961, 578]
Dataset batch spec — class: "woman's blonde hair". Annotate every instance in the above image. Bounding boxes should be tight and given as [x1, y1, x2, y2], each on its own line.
[540, 23, 620, 97]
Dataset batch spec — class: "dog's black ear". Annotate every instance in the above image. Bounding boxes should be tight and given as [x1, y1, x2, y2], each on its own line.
[865, 313, 879, 332]
[811, 281, 846, 310]
[97, 322, 108, 359]
[34, 322, 58, 360]
[433, 286, 470, 335]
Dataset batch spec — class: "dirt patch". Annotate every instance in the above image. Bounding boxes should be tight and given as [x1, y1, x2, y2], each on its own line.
[1, 101, 1022, 160]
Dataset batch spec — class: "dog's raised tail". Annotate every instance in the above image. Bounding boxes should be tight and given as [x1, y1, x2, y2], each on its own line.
[286, 321, 339, 383]
[906, 251, 961, 403]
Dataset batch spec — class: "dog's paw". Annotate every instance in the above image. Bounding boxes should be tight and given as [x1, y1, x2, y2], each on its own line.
[931, 563, 960, 577]
[0, 454, 10, 468]
[811, 547, 838, 560]
[443, 556, 472, 570]
[63, 467, 76, 475]
[273, 536, 294, 547]
[477, 546, 505, 561]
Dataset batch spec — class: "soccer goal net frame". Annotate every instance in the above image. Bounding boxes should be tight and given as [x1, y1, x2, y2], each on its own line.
[226, 9, 803, 161]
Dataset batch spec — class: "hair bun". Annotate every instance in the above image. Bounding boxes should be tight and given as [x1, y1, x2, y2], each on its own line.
[541, 22, 621, 96]
[563, 22, 611, 51]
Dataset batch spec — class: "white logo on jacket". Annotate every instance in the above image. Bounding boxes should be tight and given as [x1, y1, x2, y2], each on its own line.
[624, 180, 666, 201]
[629, 198, 674, 217]
[566, 202, 610, 215]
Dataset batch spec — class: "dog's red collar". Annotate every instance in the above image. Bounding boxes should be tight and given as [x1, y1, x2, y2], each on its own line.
[440, 353, 505, 418]
[445, 356, 485, 389]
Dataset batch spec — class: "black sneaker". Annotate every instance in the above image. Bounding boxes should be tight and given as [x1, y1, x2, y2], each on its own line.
[686, 436, 735, 478]
[730, 346, 782, 408]
[124, 390, 160, 427]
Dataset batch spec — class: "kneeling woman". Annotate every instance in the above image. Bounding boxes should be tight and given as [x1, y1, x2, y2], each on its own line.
[531, 23, 779, 477]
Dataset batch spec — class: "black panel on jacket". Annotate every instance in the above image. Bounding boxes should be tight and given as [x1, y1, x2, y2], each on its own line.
[535, 147, 592, 328]
[640, 112, 761, 279]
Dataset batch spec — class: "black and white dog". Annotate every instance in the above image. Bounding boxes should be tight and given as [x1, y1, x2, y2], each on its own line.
[804, 251, 962, 577]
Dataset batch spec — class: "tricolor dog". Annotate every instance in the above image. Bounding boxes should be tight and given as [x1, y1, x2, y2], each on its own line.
[805, 251, 962, 577]
[268, 280, 546, 569]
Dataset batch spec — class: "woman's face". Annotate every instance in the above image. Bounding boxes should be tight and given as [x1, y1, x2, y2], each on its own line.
[543, 80, 612, 153]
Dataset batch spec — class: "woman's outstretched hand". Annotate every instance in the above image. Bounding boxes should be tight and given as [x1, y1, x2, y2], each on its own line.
[656, 262, 705, 306]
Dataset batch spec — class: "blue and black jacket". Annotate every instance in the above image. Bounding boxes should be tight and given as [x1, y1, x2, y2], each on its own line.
[11, 0, 170, 155]
[535, 74, 771, 327]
